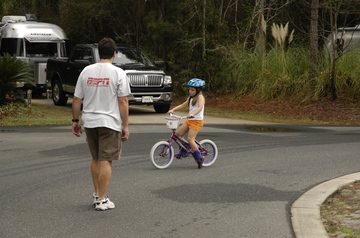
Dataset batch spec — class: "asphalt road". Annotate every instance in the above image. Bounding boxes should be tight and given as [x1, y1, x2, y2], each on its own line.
[1, 106, 360, 238]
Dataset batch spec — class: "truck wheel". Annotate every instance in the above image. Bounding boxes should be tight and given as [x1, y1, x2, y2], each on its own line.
[52, 80, 68, 106]
[154, 104, 171, 113]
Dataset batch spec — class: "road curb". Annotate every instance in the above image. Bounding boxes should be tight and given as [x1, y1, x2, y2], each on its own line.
[291, 172, 360, 238]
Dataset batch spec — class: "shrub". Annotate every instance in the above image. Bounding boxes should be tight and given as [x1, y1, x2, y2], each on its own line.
[0, 53, 34, 106]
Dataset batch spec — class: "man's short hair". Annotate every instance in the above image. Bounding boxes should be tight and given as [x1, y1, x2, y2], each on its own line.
[99, 38, 116, 59]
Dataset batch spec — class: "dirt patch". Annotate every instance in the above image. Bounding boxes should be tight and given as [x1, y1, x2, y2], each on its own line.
[321, 181, 360, 237]
[201, 95, 360, 125]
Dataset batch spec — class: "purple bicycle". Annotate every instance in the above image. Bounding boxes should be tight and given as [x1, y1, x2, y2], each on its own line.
[150, 114, 218, 169]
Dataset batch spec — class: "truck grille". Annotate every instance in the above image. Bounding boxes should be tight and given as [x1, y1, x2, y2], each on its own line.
[128, 74, 163, 87]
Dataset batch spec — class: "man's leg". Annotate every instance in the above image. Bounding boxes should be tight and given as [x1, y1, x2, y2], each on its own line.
[94, 160, 115, 211]
[93, 128, 118, 210]
[91, 159, 100, 195]
[85, 128, 100, 202]
[91, 159, 113, 200]
[98, 160, 112, 200]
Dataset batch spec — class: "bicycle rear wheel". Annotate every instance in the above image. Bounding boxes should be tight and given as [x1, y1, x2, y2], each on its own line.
[150, 141, 174, 169]
[199, 139, 218, 167]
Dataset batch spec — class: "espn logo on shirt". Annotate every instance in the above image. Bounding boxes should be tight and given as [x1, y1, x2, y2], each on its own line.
[87, 78, 110, 87]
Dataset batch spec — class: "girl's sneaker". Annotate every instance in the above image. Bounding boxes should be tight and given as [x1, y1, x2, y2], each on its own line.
[191, 150, 204, 169]
[197, 157, 204, 169]
[95, 198, 115, 211]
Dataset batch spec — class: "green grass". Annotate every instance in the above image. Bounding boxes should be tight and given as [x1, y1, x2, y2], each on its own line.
[0, 102, 282, 127]
[205, 106, 285, 123]
[0, 99, 355, 127]
[0, 102, 71, 127]
[204, 106, 337, 125]
[172, 106, 284, 123]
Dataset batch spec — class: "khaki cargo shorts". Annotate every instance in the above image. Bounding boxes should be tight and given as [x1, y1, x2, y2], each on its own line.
[85, 127, 122, 161]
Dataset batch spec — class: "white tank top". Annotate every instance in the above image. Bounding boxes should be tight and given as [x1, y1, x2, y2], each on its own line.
[189, 97, 204, 120]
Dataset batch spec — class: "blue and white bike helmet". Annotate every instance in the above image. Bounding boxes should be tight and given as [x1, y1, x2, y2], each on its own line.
[187, 78, 205, 89]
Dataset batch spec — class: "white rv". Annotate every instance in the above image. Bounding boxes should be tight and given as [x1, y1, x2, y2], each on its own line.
[0, 14, 68, 92]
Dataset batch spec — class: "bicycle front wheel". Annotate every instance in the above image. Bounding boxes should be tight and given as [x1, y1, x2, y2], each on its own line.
[199, 139, 218, 167]
[150, 141, 174, 169]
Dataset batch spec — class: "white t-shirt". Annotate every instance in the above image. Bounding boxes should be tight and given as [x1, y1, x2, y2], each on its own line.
[189, 97, 204, 120]
[74, 63, 131, 132]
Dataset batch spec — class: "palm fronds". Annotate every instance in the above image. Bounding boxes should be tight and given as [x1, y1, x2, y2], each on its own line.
[0, 54, 34, 105]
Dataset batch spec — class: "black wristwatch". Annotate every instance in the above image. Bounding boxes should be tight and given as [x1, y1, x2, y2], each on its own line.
[72, 119, 79, 122]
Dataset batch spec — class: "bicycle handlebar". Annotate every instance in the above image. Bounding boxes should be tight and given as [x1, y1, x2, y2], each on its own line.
[168, 113, 194, 119]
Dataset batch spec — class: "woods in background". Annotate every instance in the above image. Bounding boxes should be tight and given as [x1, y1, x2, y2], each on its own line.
[1, 0, 360, 100]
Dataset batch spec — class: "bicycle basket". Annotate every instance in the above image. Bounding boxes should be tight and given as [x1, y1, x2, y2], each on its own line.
[165, 116, 181, 129]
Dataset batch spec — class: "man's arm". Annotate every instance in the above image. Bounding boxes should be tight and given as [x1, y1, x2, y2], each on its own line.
[72, 96, 83, 137]
[118, 96, 129, 141]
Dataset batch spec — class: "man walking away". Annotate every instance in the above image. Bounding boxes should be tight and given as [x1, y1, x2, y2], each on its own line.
[72, 37, 131, 211]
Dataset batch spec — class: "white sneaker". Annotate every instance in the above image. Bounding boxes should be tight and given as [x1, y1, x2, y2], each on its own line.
[95, 198, 115, 211]
[93, 193, 98, 207]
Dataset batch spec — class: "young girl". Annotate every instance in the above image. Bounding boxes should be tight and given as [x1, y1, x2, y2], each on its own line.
[168, 78, 205, 169]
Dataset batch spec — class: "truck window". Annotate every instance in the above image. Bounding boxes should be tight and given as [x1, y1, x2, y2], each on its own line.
[59, 42, 67, 57]
[114, 48, 155, 66]
[82, 48, 93, 62]
[70, 47, 85, 62]
[0, 38, 24, 56]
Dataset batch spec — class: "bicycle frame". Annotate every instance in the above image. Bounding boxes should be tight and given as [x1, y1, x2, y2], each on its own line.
[167, 129, 209, 156]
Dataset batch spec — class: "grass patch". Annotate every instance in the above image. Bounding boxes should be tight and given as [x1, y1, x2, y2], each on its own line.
[205, 106, 279, 122]
[1, 97, 358, 126]
[173, 106, 285, 123]
[0, 102, 71, 127]
[204, 106, 334, 125]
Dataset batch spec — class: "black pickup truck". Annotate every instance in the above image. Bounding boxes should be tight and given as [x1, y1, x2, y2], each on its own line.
[46, 43, 173, 113]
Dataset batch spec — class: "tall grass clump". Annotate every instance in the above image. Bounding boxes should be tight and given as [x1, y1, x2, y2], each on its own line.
[255, 48, 309, 99]
[315, 47, 360, 100]
[254, 22, 310, 99]
[224, 22, 310, 99]
[223, 21, 360, 101]
[333, 48, 360, 99]
[223, 45, 263, 96]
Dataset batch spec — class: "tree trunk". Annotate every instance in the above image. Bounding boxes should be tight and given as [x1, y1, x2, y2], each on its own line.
[330, 55, 337, 100]
[328, 0, 338, 100]
[235, 0, 239, 43]
[309, 0, 319, 83]
[202, 0, 206, 61]
[256, 0, 266, 54]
